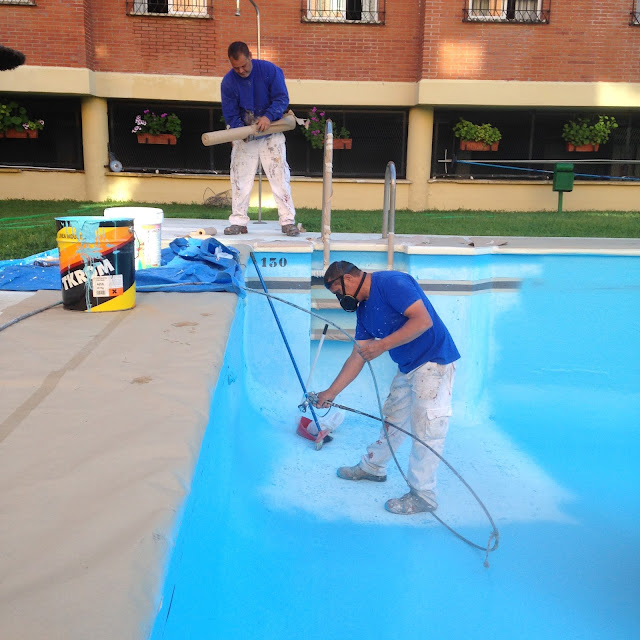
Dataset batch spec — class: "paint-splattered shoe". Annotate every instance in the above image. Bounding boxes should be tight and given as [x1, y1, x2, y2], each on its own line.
[224, 225, 248, 235]
[337, 464, 386, 482]
[281, 224, 300, 237]
[384, 490, 436, 515]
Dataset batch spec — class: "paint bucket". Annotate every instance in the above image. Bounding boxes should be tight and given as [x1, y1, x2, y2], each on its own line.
[55, 216, 136, 312]
[104, 207, 163, 269]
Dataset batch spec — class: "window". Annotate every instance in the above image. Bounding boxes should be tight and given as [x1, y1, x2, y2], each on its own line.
[431, 109, 640, 182]
[0, 97, 83, 170]
[631, 1, 640, 25]
[108, 102, 407, 179]
[303, 0, 384, 24]
[0, 0, 36, 4]
[128, 0, 210, 18]
[465, 0, 549, 23]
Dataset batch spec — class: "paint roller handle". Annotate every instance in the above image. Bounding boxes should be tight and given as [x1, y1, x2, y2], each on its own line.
[299, 324, 329, 407]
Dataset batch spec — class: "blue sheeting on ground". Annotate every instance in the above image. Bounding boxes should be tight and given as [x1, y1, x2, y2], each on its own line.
[0, 238, 245, 296]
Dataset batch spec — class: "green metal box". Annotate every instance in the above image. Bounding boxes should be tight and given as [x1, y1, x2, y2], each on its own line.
[553, 163, 574, 192]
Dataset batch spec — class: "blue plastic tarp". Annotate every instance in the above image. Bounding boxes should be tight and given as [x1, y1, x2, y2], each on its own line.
[0, 237, 245, 296]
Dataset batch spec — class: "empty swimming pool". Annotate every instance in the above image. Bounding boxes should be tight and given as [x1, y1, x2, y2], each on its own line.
[149, 250, 640, 640]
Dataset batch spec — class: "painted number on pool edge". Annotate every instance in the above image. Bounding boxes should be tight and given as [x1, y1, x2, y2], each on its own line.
[261, 257, 288, 268]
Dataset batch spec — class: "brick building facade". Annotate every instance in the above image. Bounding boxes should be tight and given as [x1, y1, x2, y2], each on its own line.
[1, 0, 640, 211]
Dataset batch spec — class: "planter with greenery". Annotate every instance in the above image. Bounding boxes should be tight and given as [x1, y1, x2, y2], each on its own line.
[561, 115, 618, 152]
[453, 118, 501, 151]
[0, 101, 44, 139]
[300, 107, 351, 150]
[132, 110, 182, 145]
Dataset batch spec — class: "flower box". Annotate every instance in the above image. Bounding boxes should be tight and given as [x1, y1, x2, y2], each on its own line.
[333, 138, 352, 150]
[1, 128, 38, 139]
[460, 139, 499, 152]
[137, 133, 177, 145]
[566, 143, 599, 152]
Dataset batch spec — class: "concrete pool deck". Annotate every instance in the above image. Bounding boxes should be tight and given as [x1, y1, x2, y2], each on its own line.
[1, 222, 639, 640]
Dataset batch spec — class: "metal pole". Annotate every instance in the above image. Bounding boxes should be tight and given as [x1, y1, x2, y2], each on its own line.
[237, 1, 266, 223]
[383, 161, 396, 270]
[321, 120, 334, 272]
[247, 0, 265, 224]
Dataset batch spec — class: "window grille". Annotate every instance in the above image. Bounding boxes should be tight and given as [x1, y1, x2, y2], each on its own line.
[127, 0, 211, 18]
[631, 1, 640, 25]
[302, 0, 385, 24]
[0, 0, 36, 5]
[464, 0, 549, 23]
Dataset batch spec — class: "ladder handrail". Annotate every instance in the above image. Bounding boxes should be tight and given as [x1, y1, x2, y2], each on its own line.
[321, 119, 333, 272]
[382, 161, 396, 269]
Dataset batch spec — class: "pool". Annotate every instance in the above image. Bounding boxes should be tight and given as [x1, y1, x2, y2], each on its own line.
[150, 251, 640, 640]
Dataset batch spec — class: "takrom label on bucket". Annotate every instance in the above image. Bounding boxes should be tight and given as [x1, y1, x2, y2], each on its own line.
[60, 257, 123, 297]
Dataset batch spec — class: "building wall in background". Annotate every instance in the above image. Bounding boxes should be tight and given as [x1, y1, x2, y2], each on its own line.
[1, 0, 639, 210]
[2, 1, 639, 83]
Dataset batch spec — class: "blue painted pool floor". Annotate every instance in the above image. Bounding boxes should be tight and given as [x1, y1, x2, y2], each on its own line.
[151, 380, 640, 640]
[151, 255, 640, 640]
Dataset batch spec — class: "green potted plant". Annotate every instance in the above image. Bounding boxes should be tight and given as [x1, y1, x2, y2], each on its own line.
[561, 115, 618, 152]
[300, 107, 351, 150]
[0, 101, 44, 139]
[132, 109, 182, 145]
[453, 117, 502, 151]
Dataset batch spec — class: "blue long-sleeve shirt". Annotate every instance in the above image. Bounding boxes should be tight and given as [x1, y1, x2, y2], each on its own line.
[221, 59, 289, 129]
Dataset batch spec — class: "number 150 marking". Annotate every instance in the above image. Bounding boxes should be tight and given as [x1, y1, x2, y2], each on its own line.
[261, 257, 288, 267]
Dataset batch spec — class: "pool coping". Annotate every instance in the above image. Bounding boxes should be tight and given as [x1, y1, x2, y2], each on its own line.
[161, 217, 640, 256]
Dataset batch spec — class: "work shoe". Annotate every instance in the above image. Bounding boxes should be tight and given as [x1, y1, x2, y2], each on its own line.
[384, 490, 436, 515]
[281, 224, 300, 237]
[337, 464, 386, 482]
[224, 225, 248, 235]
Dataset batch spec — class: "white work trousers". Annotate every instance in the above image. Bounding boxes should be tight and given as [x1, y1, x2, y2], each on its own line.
[359, 361, 456, 506]
[228, 132, 296, 227]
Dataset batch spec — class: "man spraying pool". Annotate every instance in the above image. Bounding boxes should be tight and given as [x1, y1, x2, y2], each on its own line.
[313, 261, 460, 515]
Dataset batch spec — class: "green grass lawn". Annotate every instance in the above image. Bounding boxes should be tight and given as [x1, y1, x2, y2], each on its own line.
[0, 199, 639, 260]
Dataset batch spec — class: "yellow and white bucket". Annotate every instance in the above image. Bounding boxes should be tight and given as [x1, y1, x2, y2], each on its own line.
[104, 207, 163, 269]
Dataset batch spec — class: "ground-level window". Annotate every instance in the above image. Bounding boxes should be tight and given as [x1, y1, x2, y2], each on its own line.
[465, 0, 548, 23]
[128, 0, 210, 18]
[0, 97, 83, 170]
[303, 0, 384, 24]
[108, 102, 407, 179]
[431, 109, 640, 182]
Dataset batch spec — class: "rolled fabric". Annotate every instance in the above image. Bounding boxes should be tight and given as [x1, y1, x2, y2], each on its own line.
[201, 112, 296, 147]
[189, 227, 217, 238]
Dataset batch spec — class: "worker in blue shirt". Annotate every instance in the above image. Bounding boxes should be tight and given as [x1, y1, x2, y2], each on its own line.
[314, 261, 460, 515]
[221, 41, 299, 237]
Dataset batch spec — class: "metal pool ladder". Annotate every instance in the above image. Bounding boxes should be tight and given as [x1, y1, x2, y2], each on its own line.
[319, 123, 397, 272]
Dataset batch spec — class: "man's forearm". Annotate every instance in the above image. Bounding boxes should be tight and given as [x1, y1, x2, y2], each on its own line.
[326, 350, 366, 398]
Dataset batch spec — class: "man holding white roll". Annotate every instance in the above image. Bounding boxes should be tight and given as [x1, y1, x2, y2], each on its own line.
[221, 41, 299, 237]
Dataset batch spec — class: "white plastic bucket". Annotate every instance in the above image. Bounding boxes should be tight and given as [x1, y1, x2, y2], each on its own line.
[104, 207, 163, 269]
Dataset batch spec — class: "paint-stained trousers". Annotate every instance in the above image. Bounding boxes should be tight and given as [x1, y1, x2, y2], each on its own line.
[359, 361, 456, 507]
[228, 132, 296, 227]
